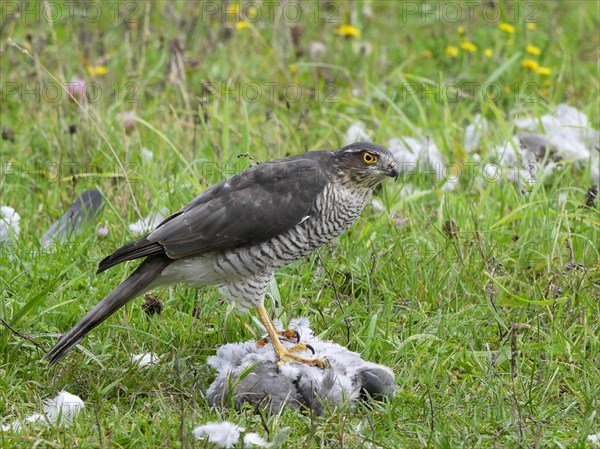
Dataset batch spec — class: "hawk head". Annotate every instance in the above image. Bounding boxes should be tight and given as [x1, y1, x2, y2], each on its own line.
[336, 142, 398, 187]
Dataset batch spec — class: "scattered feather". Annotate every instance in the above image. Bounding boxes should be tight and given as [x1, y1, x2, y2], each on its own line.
[514, 104, 597, 159]
[492, 104, 599, 183]
[388, 133, 444, 170]
[482, 163, 502, 182]
[371, 199, 385, 213]
[588, 433, 600, 448]
[43, 391, 85, 422]
[192, 421, 243, 448]
[463, 114, 489, 153]
[141, 146, 153, 162]
[344, 121, 372, 146]
[128, 207, 168, 235]
[243, 433, 271, 447]
[387, 133, 451, 189]
[1, 391, 84, 432]
[40, 189, 104, 247]
[2, 413, 45, 432]
[0, 206, 20, 245]
[130, 353, 161, 368]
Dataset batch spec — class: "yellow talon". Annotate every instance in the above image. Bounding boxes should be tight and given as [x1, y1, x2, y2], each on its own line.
[255, 304, 328, 369]
[276, 346, 328, 368]
[288, 341, 309, 353]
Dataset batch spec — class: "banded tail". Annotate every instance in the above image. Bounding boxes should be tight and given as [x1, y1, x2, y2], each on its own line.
[44, 255, 171, 365]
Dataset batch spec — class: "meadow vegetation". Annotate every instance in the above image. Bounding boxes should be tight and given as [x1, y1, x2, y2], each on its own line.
[1, 1, 598, 447]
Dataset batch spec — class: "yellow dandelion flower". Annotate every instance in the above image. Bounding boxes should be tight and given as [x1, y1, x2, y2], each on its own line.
[246, 6, 258, 19]
[522, 58, 539, 71]
[536, 66, 552, 76]
[526, 44, 541, 55]
[445, 45, 459, 57]
[544, 80, 551, 87]
[527, 23, 537, 31]
[235, 21, 249, 30]
[457, 25, 465, 35]
[335, 25, 361, 38]
[226, 3, 241, 15]
[86, 65, 108, 76]
[289, 64, 298, 75]
[503, 86, 511, 94]
[484, 48, 493, 58]
[499, 23, 515, 33]
[460, 41, 477, 52]
[422, 49, 433, 59]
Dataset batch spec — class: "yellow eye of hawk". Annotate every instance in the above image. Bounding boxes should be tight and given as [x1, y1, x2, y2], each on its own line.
[362, 152, 377, 164]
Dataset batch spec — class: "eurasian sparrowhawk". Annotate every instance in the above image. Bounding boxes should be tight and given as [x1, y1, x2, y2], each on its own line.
[44, 142, 398, 366]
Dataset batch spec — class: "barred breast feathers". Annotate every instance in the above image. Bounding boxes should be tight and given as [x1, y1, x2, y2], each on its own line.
[156, 180, 374, 301]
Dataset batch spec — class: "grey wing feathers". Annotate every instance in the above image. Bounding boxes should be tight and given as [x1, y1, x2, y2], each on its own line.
[97, 238, 163, 273]
[97, 151, 334, 271]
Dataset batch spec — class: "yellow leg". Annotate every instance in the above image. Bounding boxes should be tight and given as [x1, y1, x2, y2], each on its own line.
[255, 304, 327, 368]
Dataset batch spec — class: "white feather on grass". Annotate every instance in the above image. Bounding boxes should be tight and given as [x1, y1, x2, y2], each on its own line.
[243, 432, 272, 447]
[128, 208, 168, 235]
[344, 121, 372, 146]
[130, 352, 161, 368]
[191, 421, 290, 448]
[492, 103, 599, 184]
[588, 433, 600, 448]
[0, 206, 20, 245]
[192, 421, 243, 448]
[1, 391, 84, 432]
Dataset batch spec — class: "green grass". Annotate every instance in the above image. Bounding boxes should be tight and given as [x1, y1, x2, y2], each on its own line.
[1, 1, 599, 448]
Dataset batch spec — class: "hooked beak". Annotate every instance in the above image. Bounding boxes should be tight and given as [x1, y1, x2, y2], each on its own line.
[386, 161, 399, 180]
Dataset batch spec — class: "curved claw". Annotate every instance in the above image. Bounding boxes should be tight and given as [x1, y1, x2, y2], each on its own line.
[277, 349, 328, 369]
[254, 305, 329, 369]
[288, 341, 315, 355]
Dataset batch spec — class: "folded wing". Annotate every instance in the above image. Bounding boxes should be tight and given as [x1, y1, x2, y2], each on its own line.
[97, 153, 333, 273]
